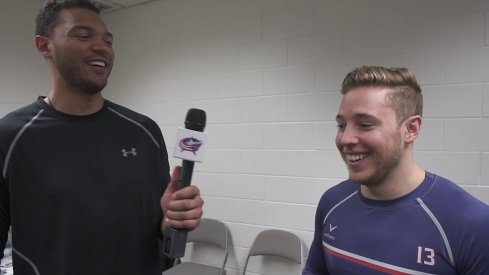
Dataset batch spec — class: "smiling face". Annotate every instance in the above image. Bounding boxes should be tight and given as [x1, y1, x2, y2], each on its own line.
[335, 86, 406, 187]
[41, 7, 114, 94]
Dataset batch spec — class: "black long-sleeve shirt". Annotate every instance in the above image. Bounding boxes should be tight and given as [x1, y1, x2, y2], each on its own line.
[0, 97, 170, 274]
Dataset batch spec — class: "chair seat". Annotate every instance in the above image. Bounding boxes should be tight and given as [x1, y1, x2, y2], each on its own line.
[163, 262, 226, 275]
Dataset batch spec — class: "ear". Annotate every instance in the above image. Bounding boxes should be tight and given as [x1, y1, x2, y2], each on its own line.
[35, 35, 52, 58]
[403, 115, 422, 144]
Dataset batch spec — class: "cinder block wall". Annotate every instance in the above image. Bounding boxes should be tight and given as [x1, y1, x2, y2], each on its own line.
[0, 0, 51, 117]
[2, 1, 489, 274]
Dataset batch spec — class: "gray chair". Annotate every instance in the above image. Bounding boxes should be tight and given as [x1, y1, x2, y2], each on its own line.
[242, 229, 303, 275]
[163, 218, 229, 275]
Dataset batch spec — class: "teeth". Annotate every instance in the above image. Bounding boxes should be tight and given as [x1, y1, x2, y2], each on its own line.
[346, 153, 368, 162]
[89, 60, 106, 67]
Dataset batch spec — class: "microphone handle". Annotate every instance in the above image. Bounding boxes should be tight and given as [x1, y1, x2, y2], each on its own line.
[163, 160, 195, 259]
[179, 160, 194, 189]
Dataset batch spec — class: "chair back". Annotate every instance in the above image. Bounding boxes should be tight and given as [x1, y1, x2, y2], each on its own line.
[188, 218, 229, 251]
[242, 229, 303, 275]
[187, 218, 229, 273]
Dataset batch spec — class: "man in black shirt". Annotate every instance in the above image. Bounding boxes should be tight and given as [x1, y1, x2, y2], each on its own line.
[0, 1, 204, 273]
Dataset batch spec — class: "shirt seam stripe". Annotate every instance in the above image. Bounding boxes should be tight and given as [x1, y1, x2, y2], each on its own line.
[2, 109, 44, 178]
[13, 246, 41, 275]
[108, 107, 160, 149]
[416, 197, 455, 266]
[323, 191, 357, 225]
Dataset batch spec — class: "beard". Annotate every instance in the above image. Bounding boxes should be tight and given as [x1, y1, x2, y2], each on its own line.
[348, 134, 403, 187]
[357, 149, 402, 187]
[55, 54, 109, 94]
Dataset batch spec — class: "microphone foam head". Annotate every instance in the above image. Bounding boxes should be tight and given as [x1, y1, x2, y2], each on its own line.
[185, 108, 206, 131]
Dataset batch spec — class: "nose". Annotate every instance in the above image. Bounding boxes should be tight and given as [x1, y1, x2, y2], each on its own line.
[91, 36, 113, 54]
[336, 125, 359, 147]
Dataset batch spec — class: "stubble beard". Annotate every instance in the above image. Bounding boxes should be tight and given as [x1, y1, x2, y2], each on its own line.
[348, 135, 403, 187]
[56, 56, 109, 95]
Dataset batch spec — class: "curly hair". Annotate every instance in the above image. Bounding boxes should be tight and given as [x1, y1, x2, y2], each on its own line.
[35, 0, 100, 37]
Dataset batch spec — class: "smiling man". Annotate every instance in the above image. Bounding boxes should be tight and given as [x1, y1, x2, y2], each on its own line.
[0, 1, 203, 274]
[303, 66, 489, 275]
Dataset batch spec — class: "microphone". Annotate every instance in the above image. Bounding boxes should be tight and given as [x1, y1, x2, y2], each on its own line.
[163, 108, 207, 259]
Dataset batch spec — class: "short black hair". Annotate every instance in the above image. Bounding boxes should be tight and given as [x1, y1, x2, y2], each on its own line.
[35, 0, 101, 37]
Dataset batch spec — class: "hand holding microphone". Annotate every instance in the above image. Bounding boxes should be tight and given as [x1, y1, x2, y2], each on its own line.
[162, 108, 207, 259]
[160, 166, 203, 229]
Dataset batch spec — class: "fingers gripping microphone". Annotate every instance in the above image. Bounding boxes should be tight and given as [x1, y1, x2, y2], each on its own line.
[163, 108, 207, 259]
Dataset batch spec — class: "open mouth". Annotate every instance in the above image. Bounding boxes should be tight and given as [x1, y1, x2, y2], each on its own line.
[346, 153, 369, 163]
[88, 60, 107, 67]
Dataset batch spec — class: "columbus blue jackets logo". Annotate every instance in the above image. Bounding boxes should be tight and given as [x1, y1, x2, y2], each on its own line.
[179, 137, 203, 155]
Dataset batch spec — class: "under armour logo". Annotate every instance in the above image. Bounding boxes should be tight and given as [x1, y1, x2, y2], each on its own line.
[121, 148, 137, 157]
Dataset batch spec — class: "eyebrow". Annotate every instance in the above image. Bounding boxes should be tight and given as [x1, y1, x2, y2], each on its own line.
[336, 113, 379, 122]
[69, 25, 113, 40]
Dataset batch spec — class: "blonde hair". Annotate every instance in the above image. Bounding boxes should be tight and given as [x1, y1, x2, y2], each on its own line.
[341, 66, 423, 125]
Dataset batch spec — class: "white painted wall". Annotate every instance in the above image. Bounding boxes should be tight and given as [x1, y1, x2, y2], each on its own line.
[0, 0, 49, 117]
[2, 0, 489, 274]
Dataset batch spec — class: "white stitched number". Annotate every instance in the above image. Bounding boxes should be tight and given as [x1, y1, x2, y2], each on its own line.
[417, 246, 435, 266]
